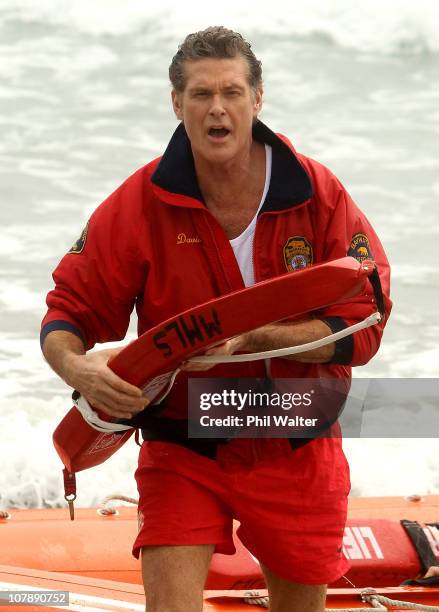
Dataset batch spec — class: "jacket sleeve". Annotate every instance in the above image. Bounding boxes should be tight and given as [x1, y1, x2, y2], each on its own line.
[40, 172, 148, 350]
[310, 166, 392, 367]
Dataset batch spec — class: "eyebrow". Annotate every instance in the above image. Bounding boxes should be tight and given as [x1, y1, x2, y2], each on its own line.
[223, 84, 245, 92]
[188, 83, 246, 94]
[188, 86, 210, 94]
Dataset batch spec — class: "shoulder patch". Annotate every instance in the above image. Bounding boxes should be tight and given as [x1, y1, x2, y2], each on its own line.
[283, 236, 313, 272]
[348, 233, 373, 262]
[69, 222, 89, 254]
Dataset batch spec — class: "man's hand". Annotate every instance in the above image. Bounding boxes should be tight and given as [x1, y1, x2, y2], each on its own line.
[65, 348, 149, 419]
[42, 331, 148, 419]
[180, 318, 335, 371]
[181, 335, 248, 372]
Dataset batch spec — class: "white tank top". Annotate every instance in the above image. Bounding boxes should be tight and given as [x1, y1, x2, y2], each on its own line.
[230, 144, 272, 287]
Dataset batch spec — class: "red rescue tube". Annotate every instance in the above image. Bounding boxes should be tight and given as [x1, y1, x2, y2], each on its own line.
[108, 256, 372, 386]
[53, 257, 375, 475]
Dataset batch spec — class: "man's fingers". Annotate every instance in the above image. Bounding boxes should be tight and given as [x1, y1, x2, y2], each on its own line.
[69, 350, 149, 418]
[180, 362, 211, 372]
[81, 368, 148, 415]
[85, 382, 148, 414]
[181, 337, 241, 371]
[85, 349, 143, 397]
[180, 340, 234, 371]
[90, 398, 138, 420]
[99, 375, 147, 405]
[99, 386, 148, 412]
[102, 367, 144, 397]
[72, 351, 143, 398]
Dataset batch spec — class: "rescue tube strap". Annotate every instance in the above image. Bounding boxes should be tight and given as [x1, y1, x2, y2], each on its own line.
[63, 468, 76, 498]
[189, 312, 381, 364]
[368, 265, 386, 317]
[72, 313, 379, 435]
[72, 393, 133, 433]
[401, 519, 439, 574]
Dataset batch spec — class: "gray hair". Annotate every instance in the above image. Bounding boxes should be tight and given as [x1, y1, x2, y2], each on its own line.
[169, 26, 263, 93]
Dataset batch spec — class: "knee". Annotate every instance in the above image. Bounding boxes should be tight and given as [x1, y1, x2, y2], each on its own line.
[268, 583, 327, 612]
[140, 543, 213, 611]
[144, 586, 203, 612]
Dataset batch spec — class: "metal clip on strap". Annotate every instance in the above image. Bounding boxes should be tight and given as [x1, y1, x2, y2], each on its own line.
[63, 468, 76, 521]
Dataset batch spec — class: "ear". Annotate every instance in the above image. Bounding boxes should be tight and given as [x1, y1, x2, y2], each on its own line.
[253, 86, 263, 118]
[171, 89, 183, 120]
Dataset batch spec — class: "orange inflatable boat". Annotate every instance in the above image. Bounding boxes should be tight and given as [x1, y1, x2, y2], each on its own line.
[0, 565, 439, 611]
[1, 495, 438, 610]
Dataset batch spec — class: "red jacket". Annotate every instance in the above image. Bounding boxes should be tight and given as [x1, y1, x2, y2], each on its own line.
[41, 121, 392, 419]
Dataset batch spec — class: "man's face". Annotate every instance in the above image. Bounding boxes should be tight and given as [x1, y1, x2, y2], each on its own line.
[171, 56, 263, 165]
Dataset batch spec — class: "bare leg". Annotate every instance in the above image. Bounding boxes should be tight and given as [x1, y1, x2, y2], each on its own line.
[261, 563, 327, 612]
[141, 544, 215, 612]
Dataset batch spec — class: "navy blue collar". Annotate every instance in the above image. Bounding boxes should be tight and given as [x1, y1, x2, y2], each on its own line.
[151, 120, 313, 212]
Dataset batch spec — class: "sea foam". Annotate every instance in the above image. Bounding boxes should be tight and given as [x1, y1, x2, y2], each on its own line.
[2, 0, 439, 54]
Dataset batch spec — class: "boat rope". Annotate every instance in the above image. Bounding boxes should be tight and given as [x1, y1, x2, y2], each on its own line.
[98, 495, 139, 515]
[242, 588, 439, 610]
[243, 592, 269, 608]
[242, 590, 387, 610]
[362, 589, 439, 610]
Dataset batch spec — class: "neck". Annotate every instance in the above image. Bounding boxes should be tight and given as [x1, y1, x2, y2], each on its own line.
[194, 140, 265, 208]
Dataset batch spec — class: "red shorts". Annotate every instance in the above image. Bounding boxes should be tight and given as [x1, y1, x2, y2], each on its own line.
[133, 436, 350, 585]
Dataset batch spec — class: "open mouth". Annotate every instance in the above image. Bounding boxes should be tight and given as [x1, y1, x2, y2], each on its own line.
[208, 127, 230, 138]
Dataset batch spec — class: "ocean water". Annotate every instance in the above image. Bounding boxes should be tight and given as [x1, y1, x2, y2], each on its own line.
[0, 0, 438, 510]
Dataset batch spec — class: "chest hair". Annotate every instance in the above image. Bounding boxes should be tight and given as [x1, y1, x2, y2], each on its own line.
[206, 198, 262, 239]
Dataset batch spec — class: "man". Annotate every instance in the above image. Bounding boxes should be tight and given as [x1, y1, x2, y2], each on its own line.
[41, 27, 391, 612]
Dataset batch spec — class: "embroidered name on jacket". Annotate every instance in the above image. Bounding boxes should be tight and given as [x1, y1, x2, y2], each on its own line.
[177, 233, 201, 245]
[283, 236, 313, 271]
